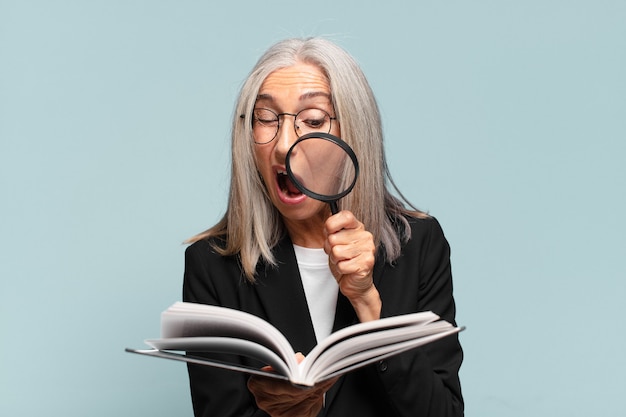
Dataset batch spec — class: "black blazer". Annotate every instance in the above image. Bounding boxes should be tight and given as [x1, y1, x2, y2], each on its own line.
[183, 216, 464, 417]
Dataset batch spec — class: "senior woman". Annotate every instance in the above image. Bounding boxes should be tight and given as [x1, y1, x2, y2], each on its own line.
[183, 37, 464, 417]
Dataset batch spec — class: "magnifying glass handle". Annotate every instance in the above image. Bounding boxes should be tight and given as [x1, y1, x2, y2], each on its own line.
[329, 201, 339, 215]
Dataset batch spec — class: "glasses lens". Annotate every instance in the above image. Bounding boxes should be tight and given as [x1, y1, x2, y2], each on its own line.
[295, 109, 332, 137]
[252, 108, 279, 144]
[251, 108, 333, 144]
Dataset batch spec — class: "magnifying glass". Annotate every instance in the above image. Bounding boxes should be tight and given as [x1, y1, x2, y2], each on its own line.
[285, 132, 359, 214]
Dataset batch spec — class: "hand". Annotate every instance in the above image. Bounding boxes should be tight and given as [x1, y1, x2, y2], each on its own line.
[324, 210, 381, 322]
[247, 353, 337, 417]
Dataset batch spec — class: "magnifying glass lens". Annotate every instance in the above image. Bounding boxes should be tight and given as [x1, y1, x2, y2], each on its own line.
[285, 133, 359, 214]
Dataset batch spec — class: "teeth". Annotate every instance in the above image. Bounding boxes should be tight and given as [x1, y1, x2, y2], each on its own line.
[277, 169, 287, 175]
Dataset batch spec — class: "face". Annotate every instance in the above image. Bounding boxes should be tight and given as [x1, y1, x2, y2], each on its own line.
[253, 62, 341, 229]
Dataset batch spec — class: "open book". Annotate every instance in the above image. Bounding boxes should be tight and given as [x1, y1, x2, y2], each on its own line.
[126, 302, 463, 387]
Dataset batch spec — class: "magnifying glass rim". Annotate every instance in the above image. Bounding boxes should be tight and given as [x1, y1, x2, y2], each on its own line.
[285, 132, 360, 203]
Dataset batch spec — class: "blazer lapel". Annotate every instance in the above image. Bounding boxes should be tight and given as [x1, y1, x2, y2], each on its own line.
[323, 251, 386, 413]
[254, 237, 318, 355]
[320, 292, 355, 413]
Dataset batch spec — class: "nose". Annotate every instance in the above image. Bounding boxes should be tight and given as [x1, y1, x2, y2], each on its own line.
[274, 115, 299, 161]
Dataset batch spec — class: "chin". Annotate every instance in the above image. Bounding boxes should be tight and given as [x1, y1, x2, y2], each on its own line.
[275, 201, 328, 223]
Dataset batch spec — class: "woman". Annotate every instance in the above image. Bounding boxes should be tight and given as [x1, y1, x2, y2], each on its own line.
[183, 37, 463, 417]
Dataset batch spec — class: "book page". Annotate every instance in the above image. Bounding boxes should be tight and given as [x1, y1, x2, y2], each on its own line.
[309, 327, 462, 384]
[304, 321, 456, 383]
[145, 336, 292, 377]
[126, 348, 292, 382]
[301, 310, 439, 371]
[159, 302, 298, 373]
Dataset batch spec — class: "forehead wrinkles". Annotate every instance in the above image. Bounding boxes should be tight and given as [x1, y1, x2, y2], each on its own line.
[258, 64, 331, 99]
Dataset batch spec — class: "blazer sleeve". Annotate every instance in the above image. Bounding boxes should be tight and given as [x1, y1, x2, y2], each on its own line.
[374, 217, 464, 417]
[182, 240, 269, 417]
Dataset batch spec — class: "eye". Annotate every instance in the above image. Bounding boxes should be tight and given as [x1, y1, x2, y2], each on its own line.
[302, 117, 326, 128]
[256, 117, 278, 126]
[253, 109, 278, 127]
[298, 109, 330, 131]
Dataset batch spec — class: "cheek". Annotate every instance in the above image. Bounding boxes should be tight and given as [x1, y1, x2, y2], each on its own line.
[253, 146, 267, 166]
[253, 146, 273, 178]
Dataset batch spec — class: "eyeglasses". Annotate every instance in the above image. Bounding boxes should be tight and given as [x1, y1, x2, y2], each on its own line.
[244, 108, 337, 144]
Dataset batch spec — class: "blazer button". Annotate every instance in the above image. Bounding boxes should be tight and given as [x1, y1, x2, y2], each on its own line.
[378, 360, 388, 372]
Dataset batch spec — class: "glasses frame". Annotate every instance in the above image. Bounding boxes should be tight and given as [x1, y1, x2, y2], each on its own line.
[240, 107, 337, 145]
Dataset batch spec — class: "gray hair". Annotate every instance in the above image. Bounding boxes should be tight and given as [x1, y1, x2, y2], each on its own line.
[189, 37, 425, 281]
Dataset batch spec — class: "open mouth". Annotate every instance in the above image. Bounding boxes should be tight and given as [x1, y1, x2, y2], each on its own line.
[277, 170, 303, 197]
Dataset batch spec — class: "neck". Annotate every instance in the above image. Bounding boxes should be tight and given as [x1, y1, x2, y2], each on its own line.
[283, 217, 326, 248]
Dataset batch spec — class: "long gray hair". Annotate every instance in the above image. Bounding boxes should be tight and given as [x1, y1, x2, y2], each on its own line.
[189, 37, 425, 281]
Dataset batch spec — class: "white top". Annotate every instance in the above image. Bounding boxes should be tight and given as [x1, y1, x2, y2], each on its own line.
[293, 244, 339, 343]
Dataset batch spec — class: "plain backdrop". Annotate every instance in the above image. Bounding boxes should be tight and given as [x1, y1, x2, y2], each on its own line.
[1, 1, 625, 416]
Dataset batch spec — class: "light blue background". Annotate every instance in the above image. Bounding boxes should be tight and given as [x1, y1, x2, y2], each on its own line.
[1, 1, 625, 416]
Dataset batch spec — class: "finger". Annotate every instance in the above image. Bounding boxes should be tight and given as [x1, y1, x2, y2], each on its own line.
[329, 238, 374, 262]
[335, 263, 371, 282]
[327, 236, 376, 272]
[315, 376, 339, 392]
[325, 210, 361, 234]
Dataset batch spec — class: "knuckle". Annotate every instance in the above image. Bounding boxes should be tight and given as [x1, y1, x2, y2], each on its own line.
[344, 210, 356, 222]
